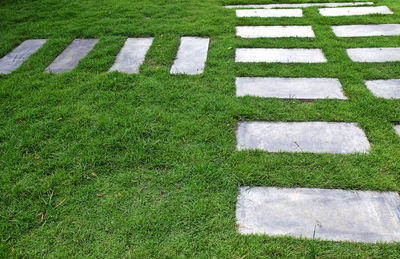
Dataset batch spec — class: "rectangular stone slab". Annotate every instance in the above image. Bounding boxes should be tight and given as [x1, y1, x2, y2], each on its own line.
[225, 2, 374, 9]
[109, 38, 153, 74]
[46, 39, 98, 73]
[347, 48, 400, 62]
[236, 26, 315, 38]
[235, 48, 327, 63]
[236, 122, 370, 153]
[365, 80, 400, 99]
[236, 9, 303, 18]
[319, 6, 393, 16]
[332, 24, 400, 37]
[236, 77, 347, 99]
[236, 187, 400, 243]
[0, 39, 47, 74]
[395, 125, 400, 136]
[170, 37, 209, 75]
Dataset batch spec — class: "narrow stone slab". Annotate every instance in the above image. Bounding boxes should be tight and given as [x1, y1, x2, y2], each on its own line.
[365, 80, 400, 99]
[46, 39, 98, 73]
[235, 48, 327, 63]
[170, 37, 209, 75]
[225, 2, 374, 9]
[236, 77, 346, 99]
[319, 6, 393, 16]
[236, 187, 400, 243]
[395, 125, 400, 136]
[236, 26, 315, 38]
[236, 122, 370, 153]
[332, 24, 400, 37]
[236, 9, 303, 18]
[109, 38, 153, 74]
[347, 48, 400, 62]
[0, 39, 47, 74]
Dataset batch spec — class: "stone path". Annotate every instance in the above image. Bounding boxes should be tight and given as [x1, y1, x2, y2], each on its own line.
[225, 2, 374, 9]
[332, 24, 400, 37]
[236, 26, 315, 38]
[170, 37, 210, 75]
[0, 39, 46, 74]
[236, 187, 400, 243]
[236, 77, 346, 99]
[236, 122, 370, 154]
[229, 1, 400, 242]
[365, 80, 400, 99]
[46, 39, 98, 73]
[319, 6, 393, 16]
[236, 9, 303, 18]
[235, 48, 327, 63]
[347, 48, 400, 62]
[109, 38, 153, 74]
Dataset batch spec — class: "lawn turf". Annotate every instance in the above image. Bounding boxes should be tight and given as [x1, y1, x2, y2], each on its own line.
[1, 0, 400, 257]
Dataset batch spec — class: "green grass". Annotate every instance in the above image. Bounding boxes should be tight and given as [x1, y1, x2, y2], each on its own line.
[1, 0, 400, 257]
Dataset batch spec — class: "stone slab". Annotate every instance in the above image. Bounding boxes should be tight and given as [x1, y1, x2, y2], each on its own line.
[365, 80, 400, 99]
[236, 77, 346, 99]
[109, 38, 153, 74]
[236, 9, 303, 18]
[347, 48, 400, 62]
[332, 24, 400, 37]
[236, 26, 315, 38]
[46, 39, 98, 73]
[0, 39, 47, 74]
[319, 6, 393, 16]
[236, 122, 370, 153]
[170, 37, 209, 75]
[235, 48, 327, 63]
[236, 187, 400, 243]
[395, 125, 400, 136]
[225, 2, 374, 9]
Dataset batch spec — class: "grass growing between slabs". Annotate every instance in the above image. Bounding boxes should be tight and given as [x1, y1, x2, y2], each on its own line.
[1, 0, 400, 257]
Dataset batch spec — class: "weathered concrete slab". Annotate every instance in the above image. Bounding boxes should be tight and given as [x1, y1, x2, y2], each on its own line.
[109, 38, 153, 74]
[235, 48, 327, 63]
[236, 77, 346, 99]
[46, 39, 98, 73]
[225, 2, 374, 9]
[236, 9, 303, 18]
[395, 125, 400, 136]
[0, 39, 47, 74]
[170, 37, 209, 75]
[319, 6, 393, 16]
[332, 24, 400, 37]
[347, 48, 400, 62]
[236, 122, 370, 153]
[236, 26, 315, 38]
[365, 80, 400, 99]
[236, 187, 400, 243]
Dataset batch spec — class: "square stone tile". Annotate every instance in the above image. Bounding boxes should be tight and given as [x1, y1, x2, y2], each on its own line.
[365, 80, 400, 99]
[347, 48, 400, 62]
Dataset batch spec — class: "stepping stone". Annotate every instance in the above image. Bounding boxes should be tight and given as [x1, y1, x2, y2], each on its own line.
[236, 26, 315, 38]
[236, 9, 303, 18]
[109, 38, 153, 74]
[46, 39, 98, 74]
[395, 125, 400, 136]
[236, 122, 370, 153]
[0, 39, 47, 74]
[236, 187, 400, 243]
[236, 77, 346, 99]
[347, 48, 400, 62]
[170, 37, 210, 75]
[332, 24, 400, 37]
[365, 80, 400, 99]
[235, 48, 327, 63]
[225, 2, 374, 9]
[319, 6, 393, 16]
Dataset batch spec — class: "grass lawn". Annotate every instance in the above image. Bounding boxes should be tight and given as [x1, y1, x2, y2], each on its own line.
[1, 0, 400, 257]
